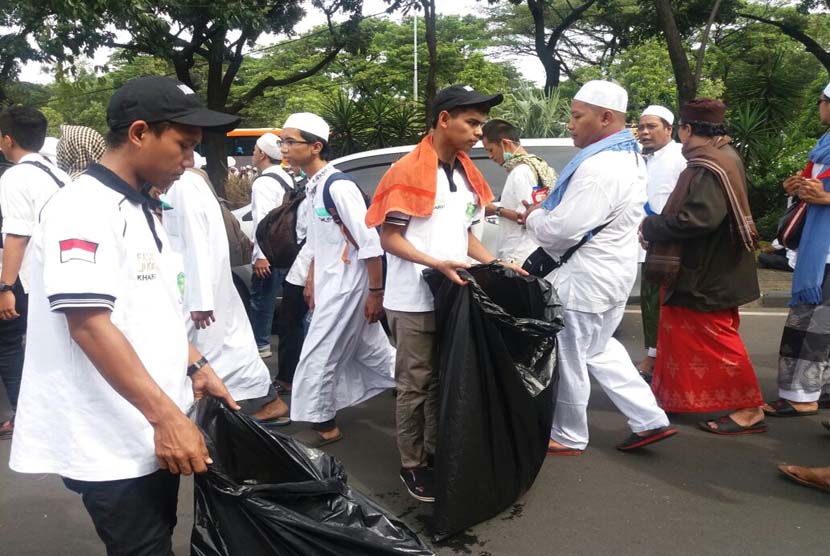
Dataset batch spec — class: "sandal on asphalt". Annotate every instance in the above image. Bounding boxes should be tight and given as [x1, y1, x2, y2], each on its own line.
[763, 399, 819, 418]
[698, 415, 767, 435]
[777, 464, 830, 493]
[254, 416, 291, 428]
[546, 446, 583, 456]
[293, 429, 343, 449]
[616, 426, 678, 451]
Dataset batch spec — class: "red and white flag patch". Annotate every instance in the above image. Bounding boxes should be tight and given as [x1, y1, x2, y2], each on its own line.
[59, 239, 98, 264]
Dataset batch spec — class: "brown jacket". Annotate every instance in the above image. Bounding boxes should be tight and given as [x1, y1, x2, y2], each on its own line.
[642, 158, 759, 312]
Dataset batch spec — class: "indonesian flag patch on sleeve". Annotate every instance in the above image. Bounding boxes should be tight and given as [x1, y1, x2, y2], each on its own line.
[59, 239, 99, 264]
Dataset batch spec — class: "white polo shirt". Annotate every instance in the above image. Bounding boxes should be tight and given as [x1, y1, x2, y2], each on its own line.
[250, 165, 294, 263]
[10, 163, 192, 482]
[0, 153, 70, 291]
[383, 162, 482, 313]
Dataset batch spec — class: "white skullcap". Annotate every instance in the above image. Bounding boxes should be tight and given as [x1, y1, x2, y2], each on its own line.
[824, 82, 830, 98]
[283, 112, 330, 143]
[192, 151, 206, 169]
[641, 105, 675, 125]
[574, 80, 628, 113]
[227, 156, 237, 168]
[256, 133, 282, 160]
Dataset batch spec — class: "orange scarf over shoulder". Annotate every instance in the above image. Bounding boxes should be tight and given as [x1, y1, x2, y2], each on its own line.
[365, 134, 494, 227]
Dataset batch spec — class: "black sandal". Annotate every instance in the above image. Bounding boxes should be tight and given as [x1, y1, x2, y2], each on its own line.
[698, 415, 767, 435]
[763, 399, 818, 418]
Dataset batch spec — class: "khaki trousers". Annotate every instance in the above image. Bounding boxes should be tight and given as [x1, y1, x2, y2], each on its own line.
[386, 309, 438, 469]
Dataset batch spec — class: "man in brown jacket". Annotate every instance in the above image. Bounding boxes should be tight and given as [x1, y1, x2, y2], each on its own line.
[641, 98, 765, 435]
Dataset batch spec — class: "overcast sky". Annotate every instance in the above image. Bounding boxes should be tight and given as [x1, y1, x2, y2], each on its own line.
[19, 0, 543, 86]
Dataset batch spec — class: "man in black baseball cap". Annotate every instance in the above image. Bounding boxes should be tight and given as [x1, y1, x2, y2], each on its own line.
[9, 74, 241, 554]
[370, 84, 525, 503]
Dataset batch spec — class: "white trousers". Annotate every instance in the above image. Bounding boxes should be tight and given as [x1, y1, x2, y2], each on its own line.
[552, 305, 669, 449]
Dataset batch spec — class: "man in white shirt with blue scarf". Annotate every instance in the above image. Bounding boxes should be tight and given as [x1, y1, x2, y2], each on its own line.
[523, 80, 676, 455]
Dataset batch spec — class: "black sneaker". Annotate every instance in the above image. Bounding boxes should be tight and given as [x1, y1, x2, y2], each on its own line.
[399, 467, 435, 503]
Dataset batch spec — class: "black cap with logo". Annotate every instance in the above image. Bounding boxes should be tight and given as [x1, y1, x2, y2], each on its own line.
[106, 76, 241, 132]
[431, 85, 504, 118]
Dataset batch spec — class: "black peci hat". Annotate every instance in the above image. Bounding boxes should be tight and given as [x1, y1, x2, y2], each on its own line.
[106, 76, 240, 132]
[431, 85, 504, 118]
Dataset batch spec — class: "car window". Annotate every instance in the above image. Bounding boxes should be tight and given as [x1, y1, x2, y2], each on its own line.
[334, 144, 578, 201]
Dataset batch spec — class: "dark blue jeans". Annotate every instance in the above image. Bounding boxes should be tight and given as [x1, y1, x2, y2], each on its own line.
[249, 266, 287, 349]
[0, 281, 27, 415]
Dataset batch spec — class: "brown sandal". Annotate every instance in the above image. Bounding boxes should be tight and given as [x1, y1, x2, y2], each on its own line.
[777, 465, 830, 493]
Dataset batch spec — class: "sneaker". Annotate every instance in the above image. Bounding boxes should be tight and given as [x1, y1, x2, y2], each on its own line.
[258, 344, 272, 358]
[400, 467, 435, 503]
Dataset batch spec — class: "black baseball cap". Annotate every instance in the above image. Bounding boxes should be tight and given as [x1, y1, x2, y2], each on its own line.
[431, 85, 504, 118]
[106, 76, 241, 132]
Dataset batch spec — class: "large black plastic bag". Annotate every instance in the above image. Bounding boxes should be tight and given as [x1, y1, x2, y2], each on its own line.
[424, 263, 563, 541]
[190, 398, 434, 556]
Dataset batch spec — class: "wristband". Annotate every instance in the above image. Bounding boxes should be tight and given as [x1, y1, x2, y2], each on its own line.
[187, 356, 208, 377]
[495, 206, 504, 217]
[369, 287, 385, 292]
[488, 258, 502, 265]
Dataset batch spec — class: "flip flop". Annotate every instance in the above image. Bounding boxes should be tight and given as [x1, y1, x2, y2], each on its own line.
[777, 464, 830, 493]
[698, 415, 767, 435]
[763, 399, 819, 418]
[616, 426, 678, 451]
[294, 429, 343, 449]
[546, 445, 583, 456]
[255, 416, 291, 428]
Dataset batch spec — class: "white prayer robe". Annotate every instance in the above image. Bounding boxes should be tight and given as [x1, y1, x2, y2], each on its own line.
[163, 171, 271, 401]
[638, 140, 686, 262]
[525, 150, 669, 449]
[496, 163, 538, 264]
[290, 164, 395, 423]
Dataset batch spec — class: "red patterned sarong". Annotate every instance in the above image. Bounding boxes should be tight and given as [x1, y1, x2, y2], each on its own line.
[652, 304, 763, 413]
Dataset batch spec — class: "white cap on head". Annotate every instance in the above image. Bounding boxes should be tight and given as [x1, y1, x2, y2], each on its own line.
[193, 151, 206, 169]
[574, 80, 628, 113]
[641, 105, 675, 125]
[824, 82, 830, 98]
[227, 156, 237, 168]
[283, 112, 330, 143]
[256, 132, 282, 160]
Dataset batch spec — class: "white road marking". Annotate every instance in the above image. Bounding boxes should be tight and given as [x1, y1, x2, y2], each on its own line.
[624, 309, 788, 317]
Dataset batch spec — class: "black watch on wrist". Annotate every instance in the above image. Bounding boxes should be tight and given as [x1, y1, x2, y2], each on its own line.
[0, 282, 14, 292]
[187, 356, 208, 377]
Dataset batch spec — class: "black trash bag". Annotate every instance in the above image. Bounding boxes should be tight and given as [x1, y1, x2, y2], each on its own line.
[190, 398, 434, 556]
[424, 263, 564, 541]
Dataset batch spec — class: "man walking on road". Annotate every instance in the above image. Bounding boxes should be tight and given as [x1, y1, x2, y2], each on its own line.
[9, 76, 240, 555]
[523, 80, 676, 455]
[0, 106, 70, 440]
[249, 132, 295, 358]
[635, 105, 686, 380]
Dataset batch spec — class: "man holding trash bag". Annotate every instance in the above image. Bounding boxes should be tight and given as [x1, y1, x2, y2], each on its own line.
[367, 85, 526, 502]
[522, 80, 676, 455]
[9, 76, 240, 556]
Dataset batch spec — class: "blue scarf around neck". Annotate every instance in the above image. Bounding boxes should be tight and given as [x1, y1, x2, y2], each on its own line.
[791, 131, 830, 306]
[542, 128, 641, 211]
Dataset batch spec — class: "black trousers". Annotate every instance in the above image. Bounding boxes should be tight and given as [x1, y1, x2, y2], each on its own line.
[63, 469, 180, 556]
[275, 282, 308, 385]
[0, 281, 27, 413]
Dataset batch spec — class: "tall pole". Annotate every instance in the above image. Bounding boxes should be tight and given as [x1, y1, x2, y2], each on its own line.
[413, 14, 418, 103]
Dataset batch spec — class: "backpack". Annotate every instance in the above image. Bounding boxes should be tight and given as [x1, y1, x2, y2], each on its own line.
[0, 160, 67, 248]
[321, 172, 387, 282]
[255, 172, 306, 268]
[186, 168, 253, 267]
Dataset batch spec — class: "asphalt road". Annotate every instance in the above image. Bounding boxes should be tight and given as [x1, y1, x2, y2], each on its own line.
[2, 307, 829, 556]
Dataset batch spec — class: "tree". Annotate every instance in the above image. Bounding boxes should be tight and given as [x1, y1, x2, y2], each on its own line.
[738, 4, 830, 75]
[97, 0, 364, 195]
[0, 1, 105, 104]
